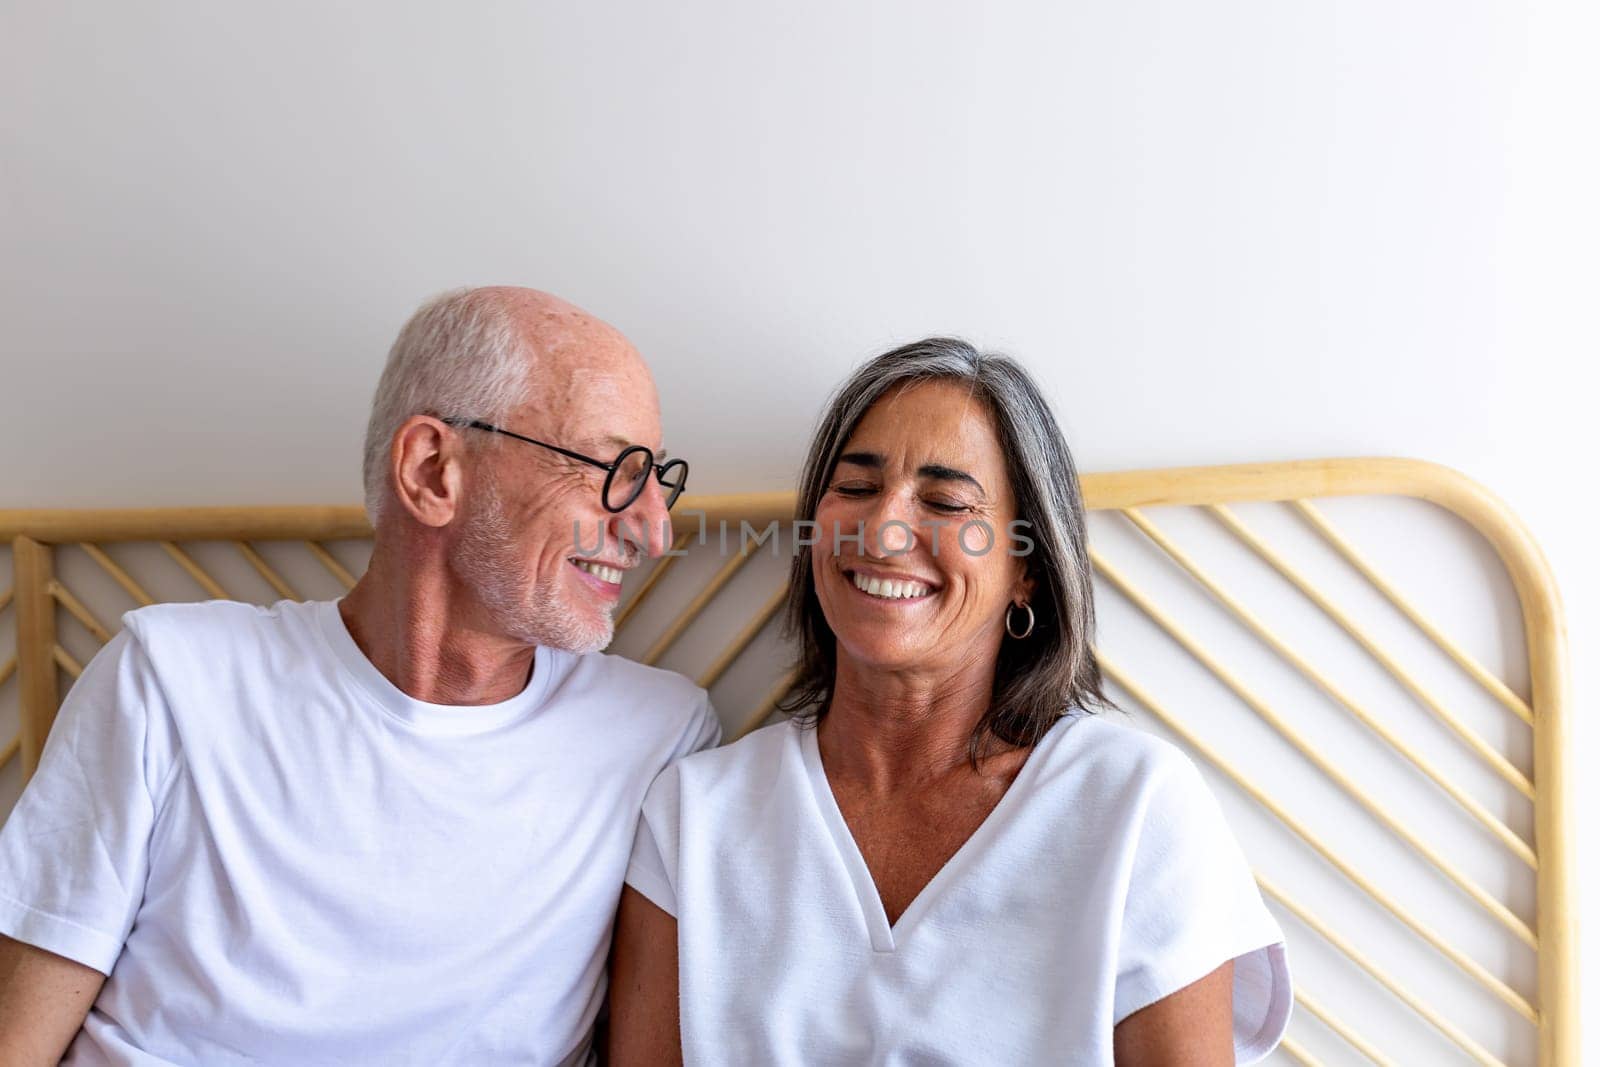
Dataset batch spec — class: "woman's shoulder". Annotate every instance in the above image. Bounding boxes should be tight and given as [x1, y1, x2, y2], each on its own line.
[1023, 712, 1234, 867]
[656, 717, 801, 800]
[681, 716, 795, 764]
[1037, 709, 1202, 796]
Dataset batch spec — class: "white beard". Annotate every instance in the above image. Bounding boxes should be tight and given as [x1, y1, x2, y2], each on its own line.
[452, 476, 614, 655]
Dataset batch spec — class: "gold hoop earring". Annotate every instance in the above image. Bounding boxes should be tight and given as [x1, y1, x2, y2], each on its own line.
[1006, 601, 1035, 640]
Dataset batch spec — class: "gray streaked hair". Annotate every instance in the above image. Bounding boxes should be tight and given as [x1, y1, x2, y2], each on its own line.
[781, 337, 1114, 754]
[361, 289, 532, 522]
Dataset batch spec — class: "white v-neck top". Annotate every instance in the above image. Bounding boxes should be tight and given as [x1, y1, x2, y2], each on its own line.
[626, 713, 1292, 1065]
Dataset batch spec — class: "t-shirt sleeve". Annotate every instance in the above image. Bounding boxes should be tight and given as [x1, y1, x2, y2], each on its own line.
[625, 689, 714, 918]
[1114, 751, 1293, 1064]
[0, 629, 180, 975]
[683, 692, 721, 756]
[624, 761, 683, 918]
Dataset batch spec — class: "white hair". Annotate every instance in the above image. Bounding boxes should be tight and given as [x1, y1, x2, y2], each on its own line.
[361, 289, 532, 522]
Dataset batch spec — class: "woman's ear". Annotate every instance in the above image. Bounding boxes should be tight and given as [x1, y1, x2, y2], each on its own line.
[1012, 563, 1037, 606]
[391, 416, 464, 529]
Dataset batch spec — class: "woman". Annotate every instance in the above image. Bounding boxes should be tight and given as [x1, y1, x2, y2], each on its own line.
[609, 339, 1292, 1065]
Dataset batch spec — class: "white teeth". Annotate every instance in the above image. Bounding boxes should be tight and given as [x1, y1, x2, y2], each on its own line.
[851, 573, 930, 600]
[576, 561, 623, 584]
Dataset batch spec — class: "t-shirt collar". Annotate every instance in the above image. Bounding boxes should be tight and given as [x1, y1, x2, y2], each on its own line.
[316, 599, 559, 735]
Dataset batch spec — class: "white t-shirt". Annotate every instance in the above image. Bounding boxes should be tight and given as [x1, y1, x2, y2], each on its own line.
[0, 598, 720, 1066]
[626, 713, 1292, 1065]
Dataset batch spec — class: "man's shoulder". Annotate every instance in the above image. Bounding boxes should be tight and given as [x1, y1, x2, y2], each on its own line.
[561, 649, 707, 710]
[119, 598, 324, 664]
[556, 650, 719, 754]
[122, 596, 319, 634]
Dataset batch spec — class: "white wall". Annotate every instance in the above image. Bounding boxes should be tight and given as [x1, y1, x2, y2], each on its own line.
[3, 0, 1594, 1059]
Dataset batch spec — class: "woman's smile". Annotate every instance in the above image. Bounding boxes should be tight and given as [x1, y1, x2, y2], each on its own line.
[811, 378, 1029, 673]
[840, 563, 940, 604]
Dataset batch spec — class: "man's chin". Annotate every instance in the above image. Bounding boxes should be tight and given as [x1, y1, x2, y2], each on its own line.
[488, 582, 616, 654]
[559, 626, 612, 656]
[480, 604, 608, 656]
[541, 607, 614, 656]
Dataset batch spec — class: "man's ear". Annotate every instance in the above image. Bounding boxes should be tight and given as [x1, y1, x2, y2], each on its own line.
[390, 416, 465, 528]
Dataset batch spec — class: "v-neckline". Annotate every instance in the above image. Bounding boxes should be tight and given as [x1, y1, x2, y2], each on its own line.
[798, 718, 1066, 954]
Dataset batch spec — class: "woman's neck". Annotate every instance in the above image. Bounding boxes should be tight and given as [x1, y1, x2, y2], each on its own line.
[819, 651, 1012, 791]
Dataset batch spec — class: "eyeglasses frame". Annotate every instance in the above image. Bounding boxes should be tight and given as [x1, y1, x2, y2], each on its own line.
[441, 416, 688, 513]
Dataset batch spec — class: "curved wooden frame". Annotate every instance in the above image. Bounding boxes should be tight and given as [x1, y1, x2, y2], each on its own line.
[0, 457, 1577, 1063]
[1080, 457, 1575, 1066]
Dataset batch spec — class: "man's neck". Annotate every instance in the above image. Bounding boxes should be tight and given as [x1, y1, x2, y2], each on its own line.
[338, 551, 537, 706]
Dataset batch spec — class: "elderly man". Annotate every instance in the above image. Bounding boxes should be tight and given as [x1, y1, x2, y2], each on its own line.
[0, 288, 717, 1064]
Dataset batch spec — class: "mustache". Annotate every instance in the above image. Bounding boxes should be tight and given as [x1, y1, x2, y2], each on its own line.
[609, 542, 645, 568]
[570, 518, 676, 562]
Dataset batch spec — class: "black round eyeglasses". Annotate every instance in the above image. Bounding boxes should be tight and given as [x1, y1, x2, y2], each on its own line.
[442, 417, 688, 513]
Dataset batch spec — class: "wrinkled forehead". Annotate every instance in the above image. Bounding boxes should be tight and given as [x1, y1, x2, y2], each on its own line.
[518, 342, 664, 453]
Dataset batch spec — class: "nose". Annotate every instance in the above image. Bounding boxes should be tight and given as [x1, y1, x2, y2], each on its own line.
[861, 486, 920, 559]
[614, 476, 674, 559]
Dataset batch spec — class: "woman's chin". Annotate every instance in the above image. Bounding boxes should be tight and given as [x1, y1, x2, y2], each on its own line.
[835, 639, 932, 677]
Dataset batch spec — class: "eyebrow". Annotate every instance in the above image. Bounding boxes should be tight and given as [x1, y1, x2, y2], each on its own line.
[597, 434, 668, 460]
[918, 463, 984, 492]
[834, 452, 985, 493]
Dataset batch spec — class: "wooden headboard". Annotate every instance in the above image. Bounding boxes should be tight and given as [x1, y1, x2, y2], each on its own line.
[0, 457, 1576, 1065]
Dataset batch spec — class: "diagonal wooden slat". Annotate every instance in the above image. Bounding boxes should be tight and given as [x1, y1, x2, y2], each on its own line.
[614, 532, 692, 632]
[161, 542, 231, 599]
[235, 542, 299, 600]
[15, 537, 59, 781]
[1278, 1036, 1326, 1067]
[642, 541, 761, 666]
[1095, 552, 1537, 949]
[1099, 654, 1538, 1024]
[0, 586, 12, 614]
[696, 584, 787, 690]
[80, 543, 155, 607]
[0, 732, 18, 768]
[0, 655, 15, 688]
[1258, 873, 1510, 1066]
[1126, 507, 1537, 859]
[49, 580, 113, 645]
[1293, 500, 1535, 726]
[305, 541, 357, 591]
[736, 665, 800, 741]
[1208, 503, 1536, 790]
[1295, 988, 1398, 1067]
[52, 644, 83, 680]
